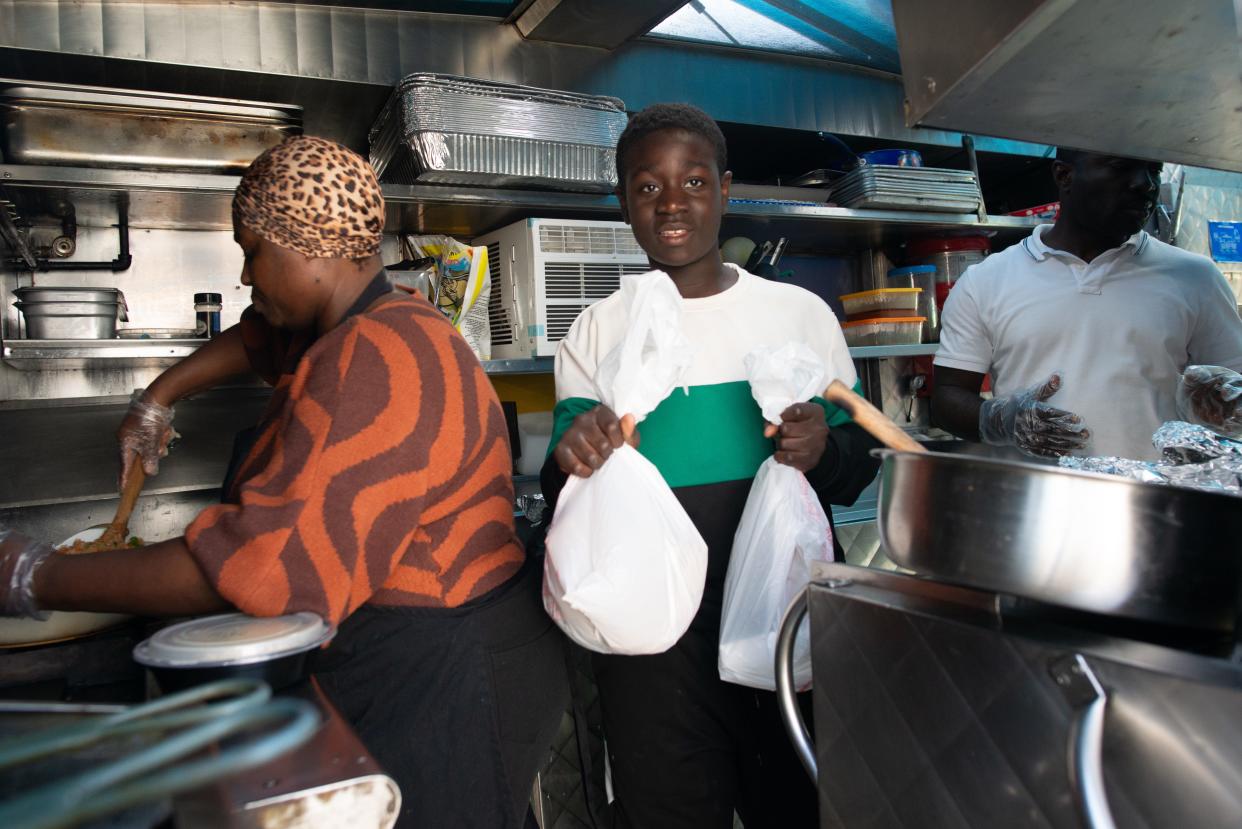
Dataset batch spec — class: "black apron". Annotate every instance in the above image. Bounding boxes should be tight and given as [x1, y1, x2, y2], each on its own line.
[311, 556, 569, 829]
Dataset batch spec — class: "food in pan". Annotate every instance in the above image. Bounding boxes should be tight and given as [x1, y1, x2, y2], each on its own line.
[58, 535, 145, 555]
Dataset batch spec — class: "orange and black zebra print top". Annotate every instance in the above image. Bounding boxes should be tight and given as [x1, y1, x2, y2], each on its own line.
[185, 291, 524, 625]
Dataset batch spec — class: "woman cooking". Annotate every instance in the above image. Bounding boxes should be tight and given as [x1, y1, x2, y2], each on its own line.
[0, 136, 569, 828]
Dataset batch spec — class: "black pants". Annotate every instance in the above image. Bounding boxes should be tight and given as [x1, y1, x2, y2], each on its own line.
[593, 620, 818, 829]
[311, 558, 570, 829]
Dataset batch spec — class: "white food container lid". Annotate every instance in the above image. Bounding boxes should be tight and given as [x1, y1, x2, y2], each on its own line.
[133, 612, 334, 668]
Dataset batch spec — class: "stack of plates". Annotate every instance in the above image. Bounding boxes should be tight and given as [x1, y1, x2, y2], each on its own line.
[833, 165, 982, 213]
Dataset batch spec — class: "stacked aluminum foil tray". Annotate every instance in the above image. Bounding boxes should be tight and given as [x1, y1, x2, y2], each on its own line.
[833, 165, 982, 213]
[369, 74, 628, 192]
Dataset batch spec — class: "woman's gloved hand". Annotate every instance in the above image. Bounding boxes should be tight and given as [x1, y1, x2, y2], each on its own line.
[116, 389, 177, 491]
[978, 372, 1091, 458]
[0, 529, 55, 619]
[1177, 365, 1242, 437]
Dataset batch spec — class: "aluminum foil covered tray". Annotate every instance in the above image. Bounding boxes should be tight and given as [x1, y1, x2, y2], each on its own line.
[369, 73, 627, 192]
[1058, 422, 1242, 495]
[0, 79, 302, 173]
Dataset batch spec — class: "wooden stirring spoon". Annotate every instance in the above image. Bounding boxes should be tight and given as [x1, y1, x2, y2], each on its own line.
[823, 379, 926, 453]
[98, 466, 146, 550]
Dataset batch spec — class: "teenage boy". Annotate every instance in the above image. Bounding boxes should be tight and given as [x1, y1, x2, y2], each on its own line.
[540, 103, 880, 828]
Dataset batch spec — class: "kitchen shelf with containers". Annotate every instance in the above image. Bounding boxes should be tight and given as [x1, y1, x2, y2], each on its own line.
[0, 164, 1040, 241]
[2, 160, 1009, 374]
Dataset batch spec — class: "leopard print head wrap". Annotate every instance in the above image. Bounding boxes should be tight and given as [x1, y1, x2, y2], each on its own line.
[232, 136, 385, 259]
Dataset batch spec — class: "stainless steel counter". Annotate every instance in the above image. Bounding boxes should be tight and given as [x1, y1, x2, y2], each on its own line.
[800, 563, 1242, 829]
[0, 390, 271, 509]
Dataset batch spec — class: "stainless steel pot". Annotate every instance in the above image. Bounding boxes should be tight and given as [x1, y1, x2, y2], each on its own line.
[875, 449, 1242, 632]
[14, 286, 127, 339]
[12, 287, 121, 303]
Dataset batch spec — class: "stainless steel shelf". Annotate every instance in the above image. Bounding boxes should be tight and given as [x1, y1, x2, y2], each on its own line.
[848, 343, 939, 359]
[0, 165, 1041, 243]
[4, 341, 936, 372]
[481, 357, 554, 375]
[480, 346, 938, 376]
[2, 338, 202, 370]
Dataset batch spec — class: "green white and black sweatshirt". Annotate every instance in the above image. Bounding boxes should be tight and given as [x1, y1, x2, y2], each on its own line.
[541, 264, 881, 636]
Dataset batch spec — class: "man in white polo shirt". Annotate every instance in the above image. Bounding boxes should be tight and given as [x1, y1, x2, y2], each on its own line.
[932, 148, 1242, 460]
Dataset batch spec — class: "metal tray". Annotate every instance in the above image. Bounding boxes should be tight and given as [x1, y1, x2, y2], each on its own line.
[369, 73, 627, 192]
[0, 79, 302, 173]
[839, 194, 981, 212]
[117, 328, 199, 340]
[842, 164, 979, 182]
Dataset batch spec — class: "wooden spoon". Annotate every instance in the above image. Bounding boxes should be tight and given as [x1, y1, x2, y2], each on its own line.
[99, 466, 146, 549]
[823, 379, 926, 453]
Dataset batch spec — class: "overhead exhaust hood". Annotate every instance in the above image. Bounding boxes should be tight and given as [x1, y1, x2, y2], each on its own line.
[891, 0, 1242, 172]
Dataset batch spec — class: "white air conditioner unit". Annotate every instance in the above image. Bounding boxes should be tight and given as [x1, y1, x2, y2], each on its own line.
[473, 218, 651, 359]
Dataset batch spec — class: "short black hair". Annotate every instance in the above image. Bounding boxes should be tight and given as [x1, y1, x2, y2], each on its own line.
[615, 103, 728, 185]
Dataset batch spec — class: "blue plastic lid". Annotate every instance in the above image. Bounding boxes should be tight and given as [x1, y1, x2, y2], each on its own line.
[888, 265, 938, 276]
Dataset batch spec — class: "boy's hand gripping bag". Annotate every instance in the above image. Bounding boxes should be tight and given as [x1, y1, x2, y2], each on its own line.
[718, 342, 834, 690]
[543, 271, 708, 655]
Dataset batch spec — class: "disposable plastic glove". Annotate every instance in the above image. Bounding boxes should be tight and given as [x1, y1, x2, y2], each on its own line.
[979, 372, 1090, 458]
[1177, 365, 1242, 438]
[117, 389, 177, 491]
[0, 529, 55, 619]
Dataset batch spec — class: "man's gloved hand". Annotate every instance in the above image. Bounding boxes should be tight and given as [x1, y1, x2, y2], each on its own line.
[116, 389, 178, 491]
[0, 529, 55, 619]
[1177, 365, 1242, 438]
[978, 372, 1091, 458]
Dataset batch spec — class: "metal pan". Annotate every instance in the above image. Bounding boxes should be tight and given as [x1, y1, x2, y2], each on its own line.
[0, 79, 302, 173]
[875, 449, 1242, 633]
[0, 527, 130, 648]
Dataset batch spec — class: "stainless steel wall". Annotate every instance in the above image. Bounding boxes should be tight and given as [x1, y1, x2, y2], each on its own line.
[0, 230, 403, 402]
[0, 0, 1044, 154]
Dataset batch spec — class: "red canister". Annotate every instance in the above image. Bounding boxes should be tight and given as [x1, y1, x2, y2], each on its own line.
[904, 236, 990, 319]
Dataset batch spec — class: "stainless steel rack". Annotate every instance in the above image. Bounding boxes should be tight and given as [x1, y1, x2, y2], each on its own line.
[3, 343, 941, 373]
[1, 163, 998, 371]
[0, 165, 1040, 247]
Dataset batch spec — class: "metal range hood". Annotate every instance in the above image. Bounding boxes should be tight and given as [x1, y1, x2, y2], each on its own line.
[512, 0, 688, 50]
[891, 0, 1242, 172]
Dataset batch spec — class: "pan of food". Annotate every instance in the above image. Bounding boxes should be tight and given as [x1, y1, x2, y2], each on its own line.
[0, 470, 149, 647]
[0, 526, 139, 647]
[875, 448, 1242, 633]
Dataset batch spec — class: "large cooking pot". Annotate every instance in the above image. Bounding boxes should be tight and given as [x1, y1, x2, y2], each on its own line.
[876, 449, 1242, 633]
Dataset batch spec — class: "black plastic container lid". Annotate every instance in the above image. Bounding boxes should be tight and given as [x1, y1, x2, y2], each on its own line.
[133, 612, 334, 668]
[194, 292, 222, 303]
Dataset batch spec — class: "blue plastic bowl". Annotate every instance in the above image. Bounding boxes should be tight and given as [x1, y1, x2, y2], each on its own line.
[859, 149, 923, 167]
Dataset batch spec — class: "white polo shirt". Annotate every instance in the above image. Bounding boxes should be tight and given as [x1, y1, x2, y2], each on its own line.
[935, 224, 1242, 459]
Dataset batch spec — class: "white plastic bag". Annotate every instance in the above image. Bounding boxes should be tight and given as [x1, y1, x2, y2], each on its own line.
[718, 343, 834, 690]
[543, 271, 708, 655]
